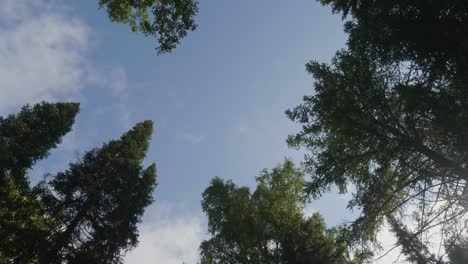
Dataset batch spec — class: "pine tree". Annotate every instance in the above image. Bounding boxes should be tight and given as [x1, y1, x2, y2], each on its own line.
[0, 102, 79, 263]
[0, 102, 157, 264]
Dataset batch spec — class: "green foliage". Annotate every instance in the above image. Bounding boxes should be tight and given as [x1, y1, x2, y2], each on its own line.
[99, 0, 198, 53]
[447, 240, 468, 264]
[287, 46, 468, 250]
[320, 0, 468, 81]
[200, 160, 363, 264]
[387, 217, 443, 264]
[286, 0, 468, 261]
[0, 102, 79, 263]
[0, 103, 79, 190]
[0, 102, 157, 263]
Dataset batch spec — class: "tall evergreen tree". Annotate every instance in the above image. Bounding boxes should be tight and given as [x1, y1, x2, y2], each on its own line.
[0, 102, 79, 263]
[0, 102, 157, 263]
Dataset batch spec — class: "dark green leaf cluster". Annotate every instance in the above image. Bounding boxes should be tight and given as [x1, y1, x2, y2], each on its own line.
[447, 237, 468, 264]
[321, 0, 468, 81]
[288, 48, 468, 243]
[286, 0, 468, 261]
[0, 102, 79, 263]
[200, 160, 364, 264]
[0, 102, 157, 264]
[99, 0, 198, 53]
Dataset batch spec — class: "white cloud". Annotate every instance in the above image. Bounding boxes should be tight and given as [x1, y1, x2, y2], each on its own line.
[0, 0, 130, 118]
[0, 0, 88, 112]
[0, 0, 49, 24]
[88, 64, 129, 98]
[303, 204, 317, 218]
[374, 223, 404, 264]
[372, 216, 447, 264]
[124, 202, 206, 264]
[6, 0, 135, 187]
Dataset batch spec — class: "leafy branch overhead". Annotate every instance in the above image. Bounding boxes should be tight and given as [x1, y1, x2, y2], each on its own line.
[99, 0, 198, 53]
[288, 0, 468, 262]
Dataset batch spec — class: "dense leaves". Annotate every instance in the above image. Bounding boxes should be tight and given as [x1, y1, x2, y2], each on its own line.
[321, 0, 468, 81]
[0, 102, 79, 263]
[286, 0, 468, 261]
[447, 237, 468, 264]
[287, 47, 468, 257]
[0, 103, 80, 190]
[200, 160, 363, 264]
[99, 0, 198, 53]
[0, 102, 157, 263]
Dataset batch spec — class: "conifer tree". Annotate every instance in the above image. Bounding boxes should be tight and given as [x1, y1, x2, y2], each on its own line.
[0, 102, 157, 264]
[0, 102, 79, 263]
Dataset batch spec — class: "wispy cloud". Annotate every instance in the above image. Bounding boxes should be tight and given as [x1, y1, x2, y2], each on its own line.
[374, 222, 403, 264]
[0, 0, 131, 117]
[87, 64, 129, 98]
[0, 0, 88, 112]
[179, 133, 204, 145]
[2, 0, 135, 185]
[124, 202, 206, 264]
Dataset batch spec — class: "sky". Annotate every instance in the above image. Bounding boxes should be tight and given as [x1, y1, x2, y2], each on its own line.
[1, 0, 403, 263]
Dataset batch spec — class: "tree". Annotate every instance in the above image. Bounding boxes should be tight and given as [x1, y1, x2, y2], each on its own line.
[287, 1, 468, 261]
[200, 160, 363, 264]
[287, 47, 468, 260]
[99, 0, 199, 53]
[0, 102, 157, 263]
[320, 0, 468, 82]
[0, 102, 80, 263]
[447, 236, 468, 264]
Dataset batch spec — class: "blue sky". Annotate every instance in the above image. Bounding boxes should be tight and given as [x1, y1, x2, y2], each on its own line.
[1, 1, 401, 263]
[72, 0, 349, 214]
